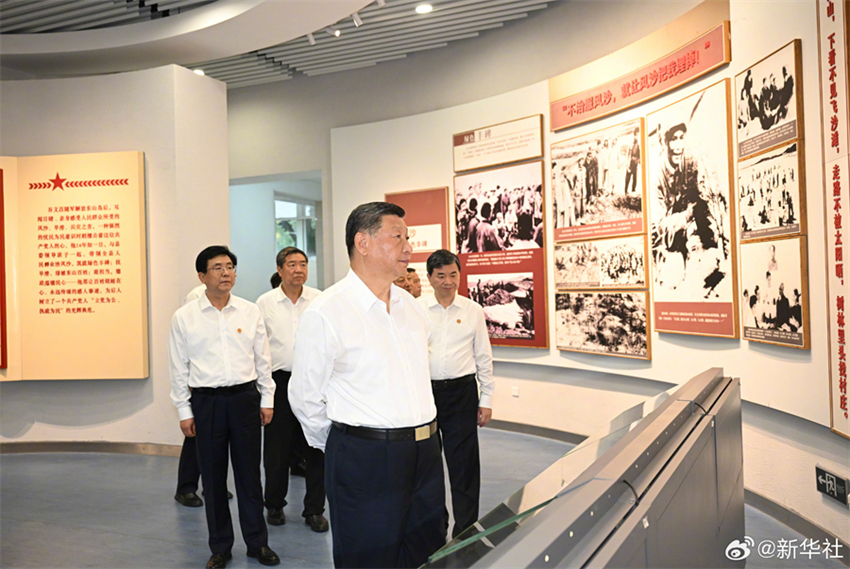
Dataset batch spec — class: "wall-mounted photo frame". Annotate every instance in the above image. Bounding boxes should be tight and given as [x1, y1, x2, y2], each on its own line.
[550, 117, 646, 242]
[453, 114, 543, 173]
[647, 79, 738, 338]
[554, 235, 648, 289]
[555, 290, 650, 360]
[738, 141, 806, 241]
[735, 39, 803, 160]
[740, 235, 810, 349]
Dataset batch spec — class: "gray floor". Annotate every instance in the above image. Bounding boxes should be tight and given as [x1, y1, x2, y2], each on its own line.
[0, 429, 842, 568]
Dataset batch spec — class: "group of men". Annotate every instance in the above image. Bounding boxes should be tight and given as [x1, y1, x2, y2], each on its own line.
[168, 201, 494, 569]
[455, 183, 543, 253]
[738, 66, 795, 135]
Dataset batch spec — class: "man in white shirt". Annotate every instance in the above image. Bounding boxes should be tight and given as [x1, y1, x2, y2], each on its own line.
[168, 246, 280, 569]
[420, 249, 494, 539]
[289, 202, 445, 568]
[256, 247, 328, 533]
[407, 267, 423, 298]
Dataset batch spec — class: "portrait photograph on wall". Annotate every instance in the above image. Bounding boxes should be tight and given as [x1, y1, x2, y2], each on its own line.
[735, 39, 803, 159]
[738, 141, 805, 241]
[550, 118, 646, 242]
[740, 236, 810, 349]
[454, 161, 543, 253]
[467, 272, 535, 341]
[555, 291, 650, 360]
[554, 235, 647, 289]
[647, 79, 738, 337]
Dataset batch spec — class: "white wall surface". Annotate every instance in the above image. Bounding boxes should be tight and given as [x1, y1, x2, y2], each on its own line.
[0, 65, 229, 445]
[229, 183, 276, 303]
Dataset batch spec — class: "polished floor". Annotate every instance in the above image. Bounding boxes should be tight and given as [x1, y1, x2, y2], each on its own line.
[0, 428, 843, 568]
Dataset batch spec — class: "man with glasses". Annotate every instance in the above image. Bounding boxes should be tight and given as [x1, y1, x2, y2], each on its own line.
[168, 245, 280, 569]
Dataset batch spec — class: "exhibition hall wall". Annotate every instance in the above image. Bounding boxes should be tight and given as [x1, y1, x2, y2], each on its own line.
[0, 65, 229, 445]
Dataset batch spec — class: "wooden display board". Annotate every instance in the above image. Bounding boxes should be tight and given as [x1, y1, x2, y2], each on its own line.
[453, 115, 543, 173]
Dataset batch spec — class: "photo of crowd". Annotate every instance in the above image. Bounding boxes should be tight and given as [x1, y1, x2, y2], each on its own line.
[454, 161, 544, 253]
[740, 237, 808, 347]
[467, 272, 535, 340]
[738, 142, 802, 240]
[735, 40, 800, 158]
[555, 291, 649, 359]
[554, 235, 646, 289]
[550, 118, 644, 233]
[647, 81, 736, 306]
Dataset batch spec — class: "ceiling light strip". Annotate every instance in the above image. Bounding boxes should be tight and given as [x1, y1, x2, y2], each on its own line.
[295, 42, 449, 71]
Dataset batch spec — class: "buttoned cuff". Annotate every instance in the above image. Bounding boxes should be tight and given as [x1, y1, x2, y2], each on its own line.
[479, 393, 493, 409]
[260, 394, 274, 409]
[177, 405, 194, 421]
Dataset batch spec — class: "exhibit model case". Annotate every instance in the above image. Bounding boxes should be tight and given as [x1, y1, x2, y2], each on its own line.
[425, 368, 744, 568]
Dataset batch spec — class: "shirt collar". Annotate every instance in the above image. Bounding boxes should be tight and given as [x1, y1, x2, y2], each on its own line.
[198, 291, 234, 312]
[346, 269, 403, 312]
[425, 292, 460, 310]
[276, 285, 306, 305]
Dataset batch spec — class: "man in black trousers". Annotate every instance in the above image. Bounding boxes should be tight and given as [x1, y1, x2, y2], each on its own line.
[168, 246, 280, 569]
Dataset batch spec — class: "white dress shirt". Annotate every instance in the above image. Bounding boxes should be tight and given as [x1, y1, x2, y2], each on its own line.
[183, 283, 207, 305]
[289, 269, 437, 451]
[256, 285, 320, 372]
[168, 293, 276, 421]
[419, 293, 495, 409]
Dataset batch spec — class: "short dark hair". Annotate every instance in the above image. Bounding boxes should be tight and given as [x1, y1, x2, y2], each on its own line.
[345, 202, 406, 258]
[481, 202, 492, 220]
[270, 271, 281, 289]
[196, 245, 236, 273]
[276, 246, 307, 267]
[407, 267, 416, 273]
[427, 249, 461, 276]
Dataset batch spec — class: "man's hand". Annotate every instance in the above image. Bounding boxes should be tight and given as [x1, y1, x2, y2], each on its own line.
[478, 407, 492, 427]
[180, 418, 196, 438]
[260, 407, 274, 426]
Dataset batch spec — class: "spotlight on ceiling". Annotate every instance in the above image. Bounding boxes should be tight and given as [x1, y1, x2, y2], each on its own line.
[415, 3, 433, 14]
[376, 0, 386, 7]
[325, 26, 341, 37]
[352, 12, 363, 27]
[193, 69, 205, 76]
[307, 32, 316, 46]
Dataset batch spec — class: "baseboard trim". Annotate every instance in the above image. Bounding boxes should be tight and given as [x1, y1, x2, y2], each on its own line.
[744, 489, 850, 567]
[0, 441, 181, 457]
[486, 419, 588, 445]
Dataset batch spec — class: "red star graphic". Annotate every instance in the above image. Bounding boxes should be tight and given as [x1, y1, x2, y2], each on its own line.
[49, 173, 66, 191]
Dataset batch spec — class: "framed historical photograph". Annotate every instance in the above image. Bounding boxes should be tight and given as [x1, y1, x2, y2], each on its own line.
[554, 235, 647, 289]
[467, 272, 536, 341]
[735, 39, 803, 159]
[740, 236, 810, 349]
[555, 290, 650, 360]
[550, 118, 645, 242]
[647, 79, 738, 338]
[738, 141, 806, 240]
[453, 115, 543, 173]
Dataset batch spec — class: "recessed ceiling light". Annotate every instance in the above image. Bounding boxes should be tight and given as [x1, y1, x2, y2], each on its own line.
[415, 4, 433, 14]
[193, 69, 205, 76]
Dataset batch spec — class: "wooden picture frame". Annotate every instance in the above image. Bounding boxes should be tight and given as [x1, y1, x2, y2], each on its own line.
[453, 115, 544, 173]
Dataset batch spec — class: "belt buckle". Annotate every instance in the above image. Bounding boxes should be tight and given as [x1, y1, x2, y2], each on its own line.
[415, 424, 430, 442]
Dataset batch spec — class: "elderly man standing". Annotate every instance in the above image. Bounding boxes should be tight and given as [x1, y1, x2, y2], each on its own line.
[256, 246, 328, 533]
[420, 249, 494, 538]
[168, 245, 279, 569]
[289, 202, 445, 568]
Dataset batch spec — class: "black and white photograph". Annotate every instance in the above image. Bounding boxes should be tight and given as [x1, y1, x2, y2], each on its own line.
[454, 161, 544, 253]
[551, 118, 645, 241]
[555, 291, 650, 359]
[740, 236, 810, 349]
[467, 272, 534, 340]
[735, 39, 802, 159]
[647, 80, 737, 309]
[738, 141, 805, 240]
[554, 235, 647, 289]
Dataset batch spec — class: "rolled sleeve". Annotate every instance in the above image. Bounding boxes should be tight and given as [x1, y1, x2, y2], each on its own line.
[289, 310, 338, 451]
[253, 310, 276, 408]
[474, 306, 495, 409]
[168, 313, 194, 421]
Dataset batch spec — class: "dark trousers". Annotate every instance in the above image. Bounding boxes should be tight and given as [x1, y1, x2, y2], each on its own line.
[433, 375, 481, 538]
[325, 424, 446, 568]
[191, 385, 268, 555]
[624, 163, 638, 194]
[176, 435, 201, 495]
[263, 369, 325, 516]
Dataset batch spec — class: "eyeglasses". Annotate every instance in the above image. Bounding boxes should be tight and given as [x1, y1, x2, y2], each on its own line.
[207, 264, 236, 275]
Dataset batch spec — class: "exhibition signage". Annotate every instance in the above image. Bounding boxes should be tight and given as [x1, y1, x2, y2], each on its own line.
[550, 22, 731, 132]
[11, 151, 149, 380]
[819, 0, 850, 439]
[453, 115, 543, 173]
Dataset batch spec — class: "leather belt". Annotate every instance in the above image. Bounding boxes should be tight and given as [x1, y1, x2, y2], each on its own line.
[431, 374, 476, 390]
[332, 420, 437, 442]
[192, 380, 256, 395]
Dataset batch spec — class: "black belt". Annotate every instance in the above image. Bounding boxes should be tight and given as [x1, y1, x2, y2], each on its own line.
[332, 420, 437, 442]
[192, 380, 256, 395]
[431, 374, 476, 390]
